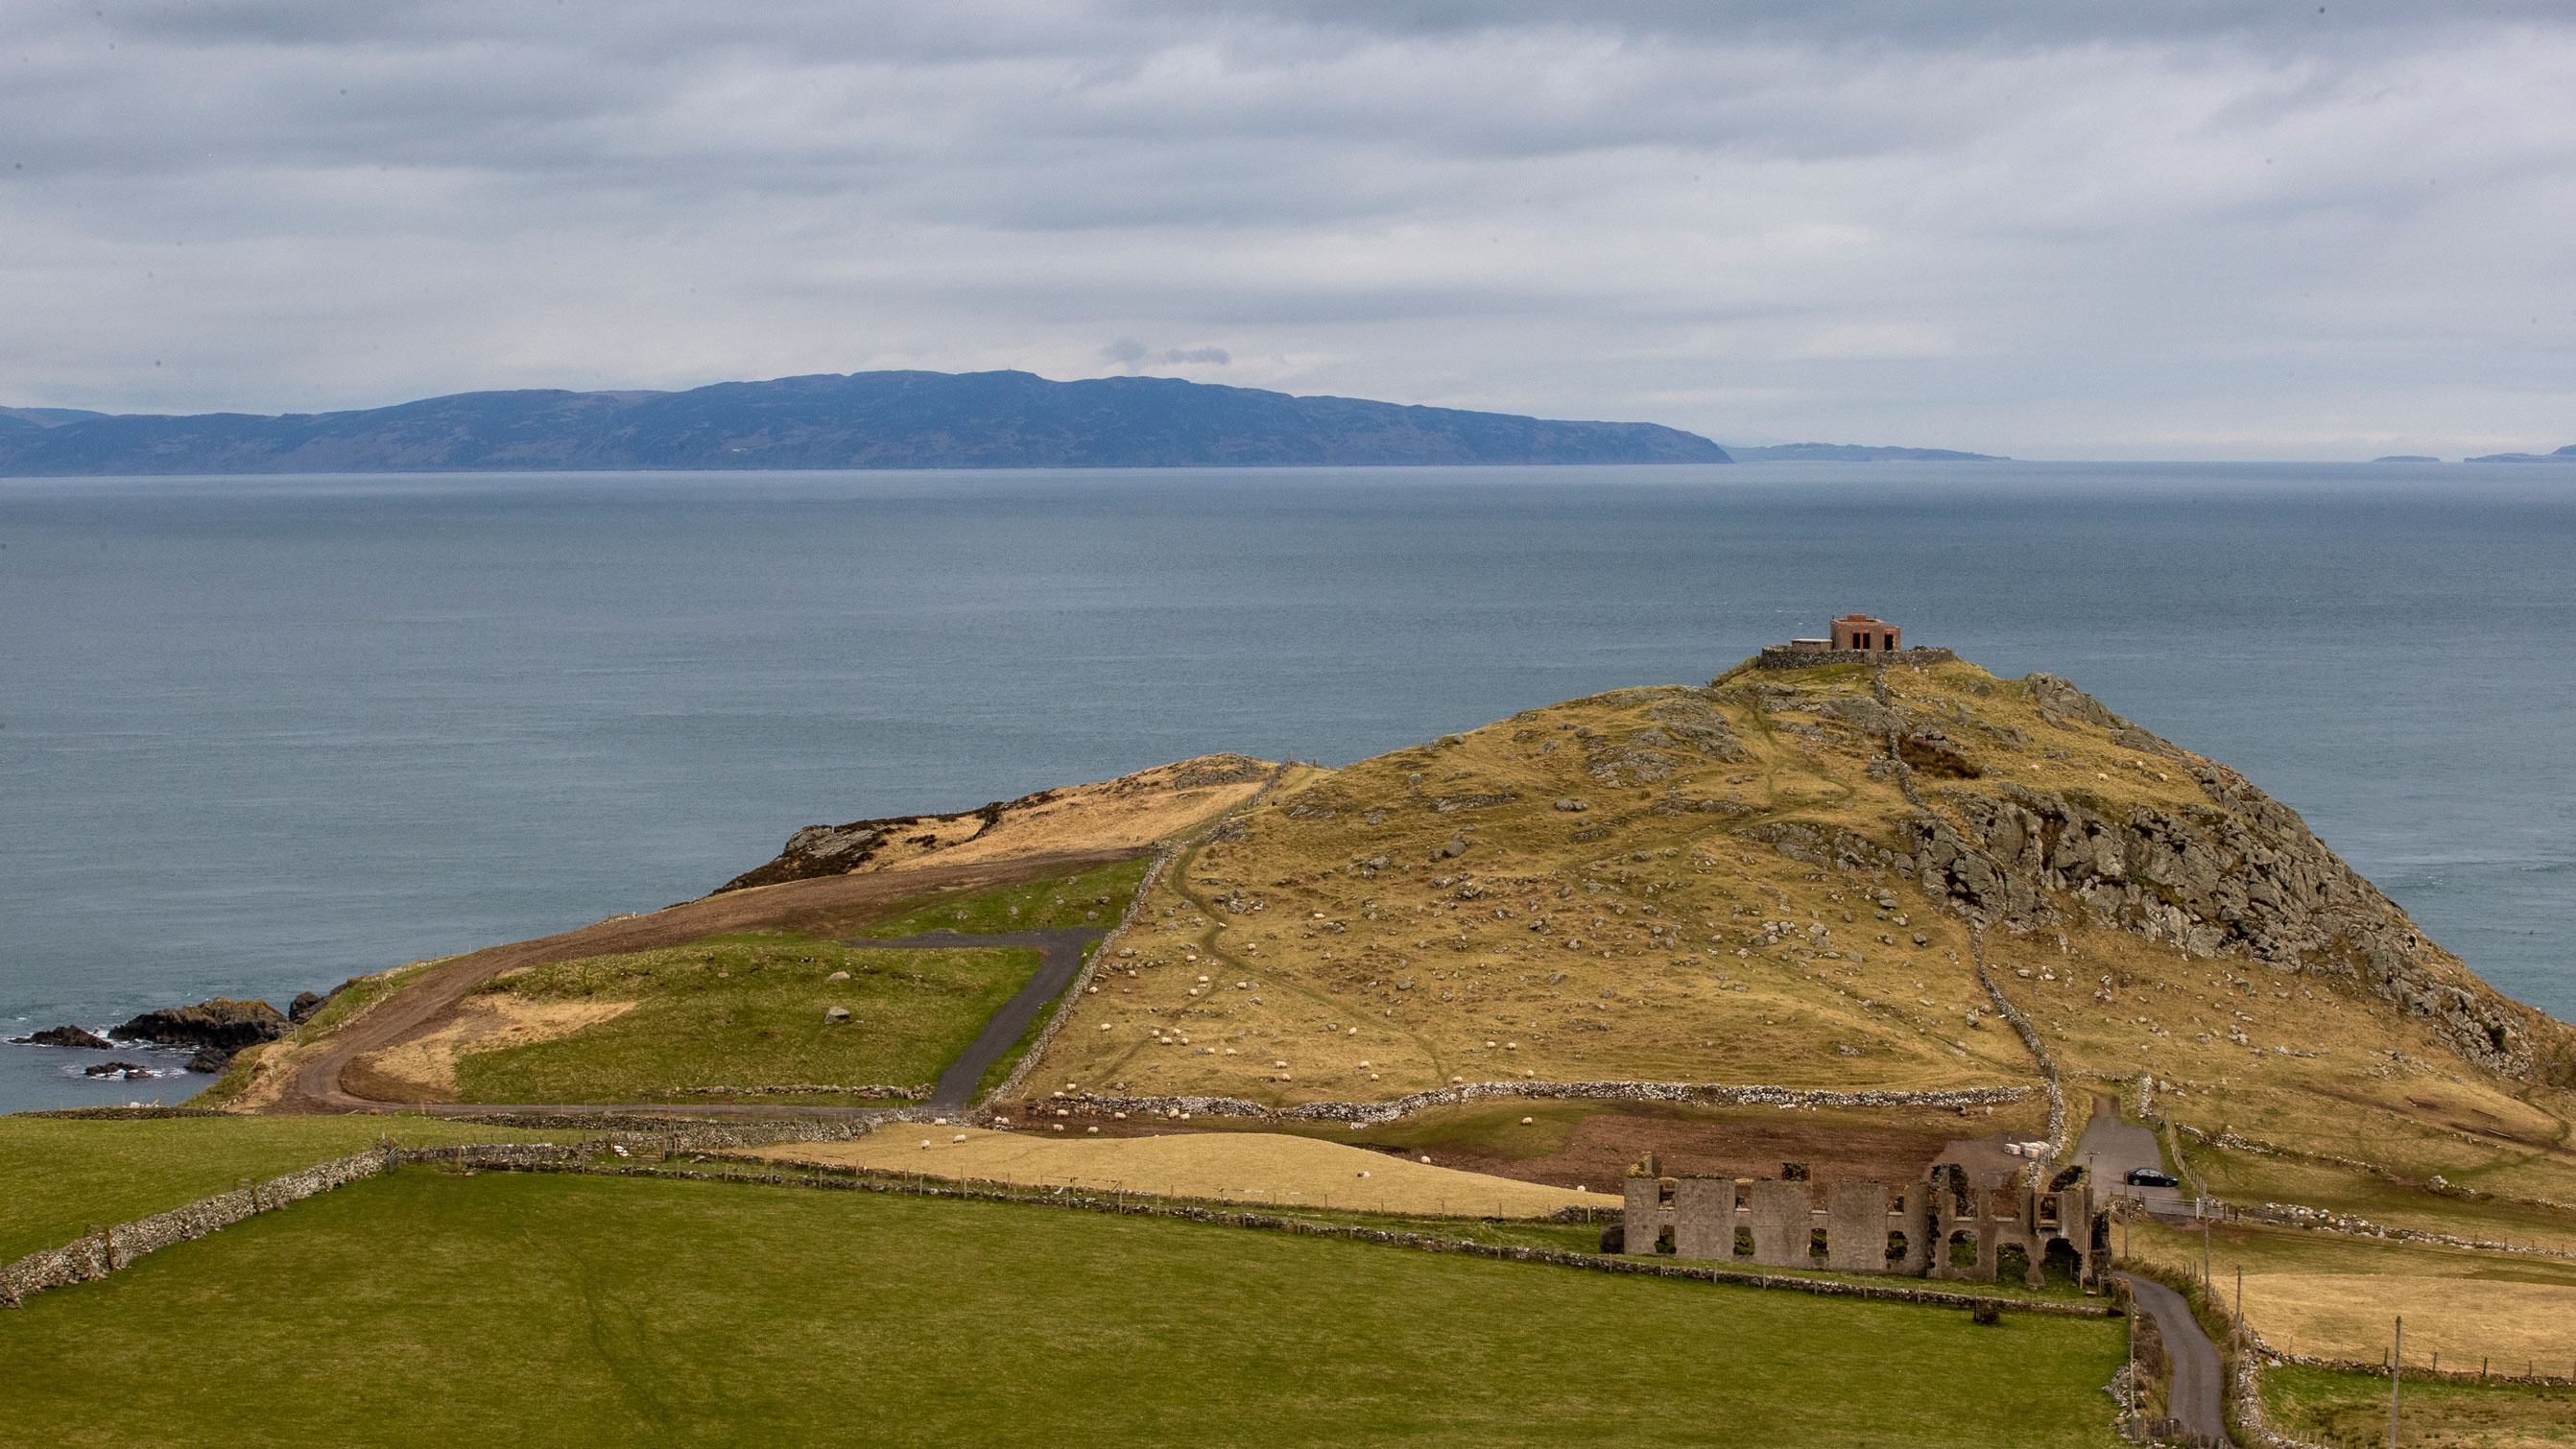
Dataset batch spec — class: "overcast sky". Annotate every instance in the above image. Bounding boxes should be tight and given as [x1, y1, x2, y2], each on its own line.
[2, 1, 2569, 458]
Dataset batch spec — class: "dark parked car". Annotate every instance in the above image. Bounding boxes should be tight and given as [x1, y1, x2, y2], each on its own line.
[2125, 1168, 2180, 1187]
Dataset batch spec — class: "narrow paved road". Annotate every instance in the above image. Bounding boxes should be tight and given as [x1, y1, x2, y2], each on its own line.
[2115, 1271, 2226, 1445]
[863, 928, 1102, 1109]
[2075, 1093, 2187, 1217]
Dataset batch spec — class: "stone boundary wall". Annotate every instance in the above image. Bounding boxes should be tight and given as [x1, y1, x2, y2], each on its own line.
[988, 759, 1293, 1109]
[0, 1125, 888, 1307]
[12, 1105, 227, 1121]
[496, 1158, 2120, 1318]
[2, 1149, 387, 1307]
[986, 851, 1172, 1108]
[2174, 1121, 2576, 1221]
[2234, 1200, 2576, 1261]
[1755, 646, 1956, 671]
[1969, 929, 2068, 1181]
[2117, 1257, 2576, 1449]
[670, 1083, 930, 1100]
[1874, 663, 2068, 1189]
[1019, 1078, 2035, 1126]
[8, 1131, 2115, 1319]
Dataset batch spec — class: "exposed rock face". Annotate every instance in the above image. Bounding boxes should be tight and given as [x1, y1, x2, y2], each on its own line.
[1644, 696, 1748, 762]
[13, 1025, 114, 1050]
[185, 1045, 235, 1074]
[719, 815, 918, 893]
[1724, 671, 2558, 1082]
[109, 999, 289, 1054]
[1174, 754, 1269, 787]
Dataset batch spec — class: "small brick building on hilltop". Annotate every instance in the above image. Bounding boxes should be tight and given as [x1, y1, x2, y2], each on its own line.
[1758, 613, 1954, 669]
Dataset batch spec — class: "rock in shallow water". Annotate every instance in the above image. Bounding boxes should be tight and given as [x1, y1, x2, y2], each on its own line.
[13, 1024, 115, 1050]
[111, 998, 289, 1053]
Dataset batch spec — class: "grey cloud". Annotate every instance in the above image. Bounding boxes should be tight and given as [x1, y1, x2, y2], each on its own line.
[1100, 340, 1230, 367]
[0, 1, 2568, 458]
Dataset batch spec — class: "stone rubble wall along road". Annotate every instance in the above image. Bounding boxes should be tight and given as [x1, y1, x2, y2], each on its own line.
[986, 759, 1293, 1110]
[1039, 1079, 2034, 1126]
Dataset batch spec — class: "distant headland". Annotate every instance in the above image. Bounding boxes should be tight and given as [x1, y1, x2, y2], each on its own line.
[2465, 444, 2576, 463]
[1721, 441, 2006, 462]
[0, 370, 1728, 475]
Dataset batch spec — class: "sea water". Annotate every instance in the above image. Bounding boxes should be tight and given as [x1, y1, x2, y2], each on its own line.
[2, 463, 2569, 1113]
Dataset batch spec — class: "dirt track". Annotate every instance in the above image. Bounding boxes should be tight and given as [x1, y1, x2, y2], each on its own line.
[276, 848, 1145, 1115]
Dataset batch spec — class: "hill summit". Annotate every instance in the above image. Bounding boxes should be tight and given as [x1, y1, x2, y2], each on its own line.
[0, 370, 1729, 475]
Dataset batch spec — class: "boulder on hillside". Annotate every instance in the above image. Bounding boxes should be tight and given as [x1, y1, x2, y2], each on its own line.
[111, 998, 289, 1053]
[12, 1025, 115, 1050]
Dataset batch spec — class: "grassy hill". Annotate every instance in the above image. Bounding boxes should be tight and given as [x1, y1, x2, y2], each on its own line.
[1017, 657, 2576, 1202]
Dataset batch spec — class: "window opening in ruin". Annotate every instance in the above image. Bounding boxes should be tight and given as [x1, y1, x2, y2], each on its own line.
[1885, 1231, 1910, 1265]
[1809, 1228, 1830, 1260]
[1733, 1226, 1754, 1257]
[1656, 1226, 1676, 1256]
[2043, 1240, 2085, 1290]
[1948, 1232, 1980, 1270]
[1996, 1245, 2034, 1284]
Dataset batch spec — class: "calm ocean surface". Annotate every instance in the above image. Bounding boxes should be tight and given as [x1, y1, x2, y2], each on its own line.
[3, 463, 2570, 1111]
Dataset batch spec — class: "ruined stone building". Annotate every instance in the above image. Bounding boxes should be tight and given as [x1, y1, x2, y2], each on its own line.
[1620, 1152, 2104, 1288]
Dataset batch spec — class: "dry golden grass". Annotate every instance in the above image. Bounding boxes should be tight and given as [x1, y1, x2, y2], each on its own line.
[747, 1126, 1594, 1217]
[838, 755, 1276, 878]
[1013, 656, 2576, 1253]
[2125, 1215, 2576, 1371]
[348, 990, 636, 1096]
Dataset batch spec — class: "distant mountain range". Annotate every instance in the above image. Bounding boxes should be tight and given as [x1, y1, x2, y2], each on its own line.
[0, 371, 1729, 475]
[2464, 445, 2576, 463]
[1720, 442, 2006, 462]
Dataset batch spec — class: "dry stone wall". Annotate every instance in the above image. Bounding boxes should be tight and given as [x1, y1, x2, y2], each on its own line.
[990, 760, 1291, 1108]
[1024, 1078, 2033, 1127]
[3, 1149, 387, 1307]
[0, 1124, 902, 1308]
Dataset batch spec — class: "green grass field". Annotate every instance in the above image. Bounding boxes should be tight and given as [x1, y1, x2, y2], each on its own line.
[1, 1167, 2128, 1446]
[454, 935, 1043, 1103]
[0, 1114, 564, 1263]
[858, 856, 1151, 938]
[2260, 1364, 2576, 1447]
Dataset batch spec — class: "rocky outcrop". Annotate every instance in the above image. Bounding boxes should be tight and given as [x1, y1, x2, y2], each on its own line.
[11, 1025, 113, 1050]
[109, 998, 288, 1054]
[1716, 670, 2561, 1083]
[1892, 769, 2543, 1080]
[287, 978, 362, 1025]
[2025, 674, 2184, 758]
[1644, 696, 1748, 762]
